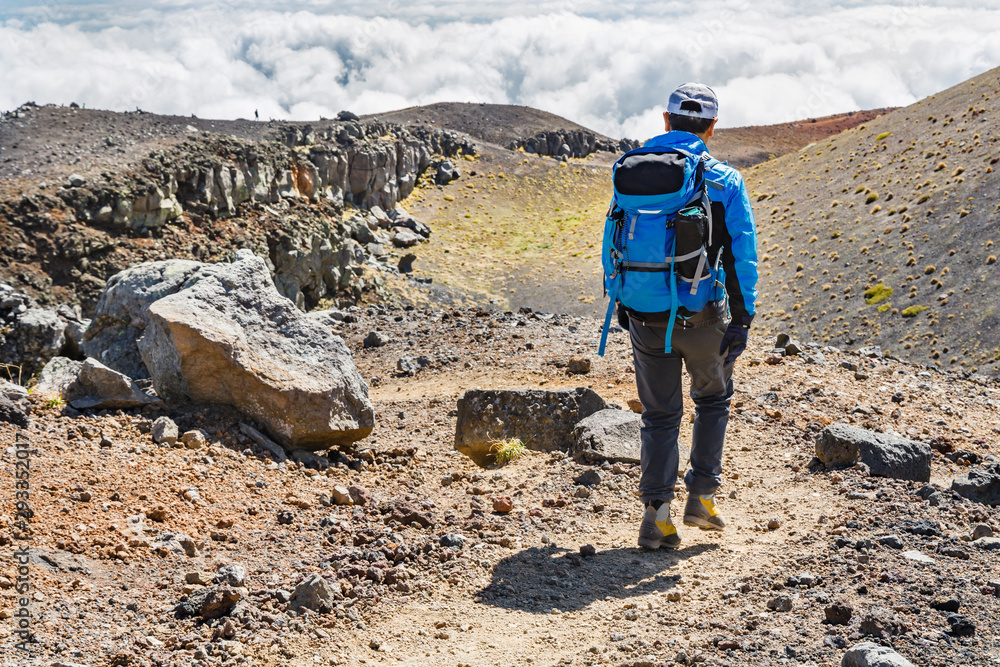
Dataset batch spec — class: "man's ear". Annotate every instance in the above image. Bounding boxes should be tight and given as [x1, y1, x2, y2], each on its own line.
[706, 118, 718, 138]
[663, 111, 671, 132]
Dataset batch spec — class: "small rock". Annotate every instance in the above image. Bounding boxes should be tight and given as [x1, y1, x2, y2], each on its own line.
[176, 585, 242, 620]
[767, 595, 793, 612]
[878, 535, 904, 550]
[946, 613, 975, 637]
[971, 537, 1000, 550]
[824, 599, 853, 625]
[185, 571, 213, 586]
[151, 416, 178, 446]
[580, 544, 597, 558]
[492, 496, 514, 513]
[972, 524, 994, 541]
[902, 550, 934, 564]
[276, 509, 295, 525]
[398, 253, 417, 274]
[292, 574, 340, 613]
[348, 485, 371, 506]
[332, 486, 354, 506]
[363, 331, 389, 349]
[929, 596, 960, 613]
[568, 357, 592, 374]
[214, 564, 247, 587]
[767, 518, 782, 530]
[440, 533, 465, 549]
[574, 469, 603, 487]
[859, 607, 908, 638]
[180, 430, 207, 450]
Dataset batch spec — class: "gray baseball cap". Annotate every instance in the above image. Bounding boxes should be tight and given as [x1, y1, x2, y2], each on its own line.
[667, 82, 718, 119]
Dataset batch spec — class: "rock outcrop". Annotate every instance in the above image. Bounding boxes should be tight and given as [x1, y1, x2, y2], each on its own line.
[509, 130, 638, 159]
[454, 387, 608, 466]
[139, 250, 374, 450]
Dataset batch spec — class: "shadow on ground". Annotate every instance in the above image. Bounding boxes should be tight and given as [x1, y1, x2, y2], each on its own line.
[476, 543, 718, 613]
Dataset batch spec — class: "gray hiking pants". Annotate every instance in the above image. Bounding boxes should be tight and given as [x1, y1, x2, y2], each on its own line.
[629, 303, 734, 504]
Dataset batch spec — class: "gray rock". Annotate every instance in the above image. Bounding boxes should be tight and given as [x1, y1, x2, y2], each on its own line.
[151, 416, 179, 446]
[0, 395, 25, 428]
[815, 424, 931, 482]
[573, 409, 670, 465]
[766, 595, 793, 612]
[455, 387, 608, 466]
[214, 564, 247, 587]
[857, 346, 884, 359]
[292, 574, 340, 613]
[138, 251, 374, 450]
[972, 537, 1000, 550]
[0, 381, 29, 427]
[398, 253, 417, 274]
[440, 533, 465, 549]
[573, 469, 603, 486]
[239, 422, 287, 462]
[34, 356, 83, 400]
[392, 229, 423, 248]
[878, 535, 904, 550]
[841, 642, 915, 667]
[82, 260, 219, 379]
[65, 358, 161, 410]
[0, 306, 67, 378]
[176, 585, 244, 620]
[151, 532, 198, 557]
[803, 351, 826, 365]
[363, 331, 389, 349]
[951, 466, 1000, 505]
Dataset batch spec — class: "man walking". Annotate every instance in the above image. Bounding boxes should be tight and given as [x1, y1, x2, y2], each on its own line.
[611, 83, 758, 549]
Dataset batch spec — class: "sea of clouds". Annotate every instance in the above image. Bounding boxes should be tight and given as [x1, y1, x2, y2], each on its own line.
[1, 1, 999, 139]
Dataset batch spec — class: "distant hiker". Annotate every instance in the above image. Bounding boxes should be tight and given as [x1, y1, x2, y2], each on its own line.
[599, 83, 758, 549]
[255, 109, 259, 120]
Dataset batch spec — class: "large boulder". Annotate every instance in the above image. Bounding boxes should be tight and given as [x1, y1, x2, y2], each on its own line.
[573, 409, 642, 464]
[82, 260, 220, 379]
[138, 250, 374, 450]
[455, 387, 608, 466]
[815, 424, 931, 482]
[951, 465, 1000, 506]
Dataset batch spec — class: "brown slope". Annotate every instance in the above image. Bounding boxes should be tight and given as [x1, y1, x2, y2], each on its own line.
[745, 65, 1000, 377]
[712, 109, 897, 169]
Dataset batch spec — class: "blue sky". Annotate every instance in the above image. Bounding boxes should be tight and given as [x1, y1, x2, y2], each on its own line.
[2, 1, 999, 138]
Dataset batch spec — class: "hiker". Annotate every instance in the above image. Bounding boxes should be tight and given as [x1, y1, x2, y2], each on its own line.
[599, 83, 758, 549]
[255, 109, 259, 120]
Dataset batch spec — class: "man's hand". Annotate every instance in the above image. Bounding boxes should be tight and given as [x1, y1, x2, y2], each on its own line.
[719, 315, 753, 365]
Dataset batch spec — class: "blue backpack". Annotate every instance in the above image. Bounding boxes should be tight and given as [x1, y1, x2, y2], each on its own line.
[598, 146, 724, 355]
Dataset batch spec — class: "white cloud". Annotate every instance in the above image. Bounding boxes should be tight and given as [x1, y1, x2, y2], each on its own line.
[1, 2, 999, 140]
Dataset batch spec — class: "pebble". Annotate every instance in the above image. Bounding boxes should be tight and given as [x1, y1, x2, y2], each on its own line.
[567, 357, 591, 374]
[767, 518, 782, 530]
[492, 495, 514, 513]
[972, 524, 993, 540]
[181, 430, 207, 450]
[878, 535, 904, 549]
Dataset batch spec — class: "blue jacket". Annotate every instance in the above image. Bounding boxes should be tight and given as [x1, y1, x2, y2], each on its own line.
[641, 131, 759, 325]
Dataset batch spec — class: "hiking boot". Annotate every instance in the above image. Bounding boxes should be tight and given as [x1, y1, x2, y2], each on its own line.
[638, 501, 681, 550]
[683, 493, 726, 531]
